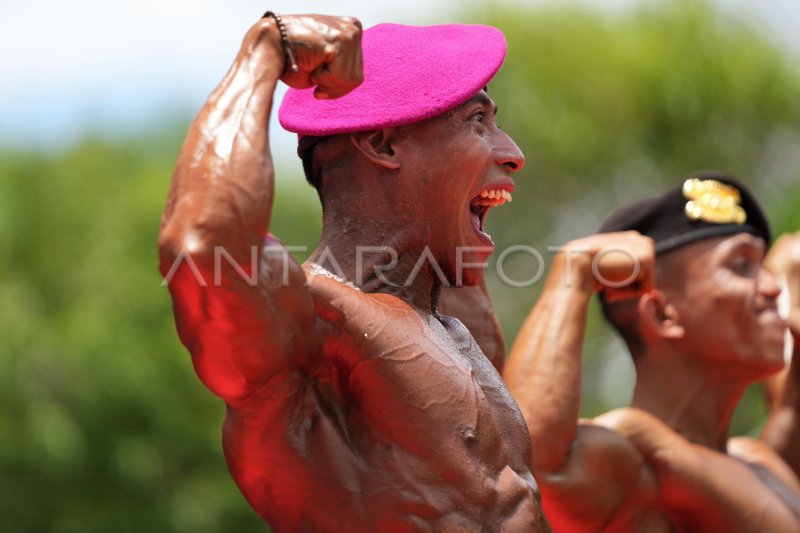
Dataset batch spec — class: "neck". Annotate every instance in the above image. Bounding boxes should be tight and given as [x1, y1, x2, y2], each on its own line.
[631, 346, 750, 452]
[308, 221, 444, 314]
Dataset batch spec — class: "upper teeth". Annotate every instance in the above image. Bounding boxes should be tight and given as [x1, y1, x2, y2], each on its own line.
[472, 188, 512, 207]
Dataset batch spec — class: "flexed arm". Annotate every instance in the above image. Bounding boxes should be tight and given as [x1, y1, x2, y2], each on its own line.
[504, 232, 654, 472]
[763, 314, 800, 476]
[761, 232, 800, 476]
[503, 242, 595, 473]
[158, 15, 362, 403]
[503, 233, 656, 528]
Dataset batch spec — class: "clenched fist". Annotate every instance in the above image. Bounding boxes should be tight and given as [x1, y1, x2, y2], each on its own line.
[280, 15, 363, 99]
[246, 14, 363, 100]
[559, 231, 656, 302]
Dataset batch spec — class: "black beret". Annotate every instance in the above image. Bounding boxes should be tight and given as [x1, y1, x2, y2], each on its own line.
[597, 172, 771, 255]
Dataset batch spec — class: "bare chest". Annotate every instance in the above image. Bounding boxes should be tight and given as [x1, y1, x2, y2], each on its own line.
[326, 302, 532, 467]
[222, 291, 540, 529]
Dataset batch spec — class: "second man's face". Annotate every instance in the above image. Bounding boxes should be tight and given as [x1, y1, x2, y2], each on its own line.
[668, 233, 786, 377]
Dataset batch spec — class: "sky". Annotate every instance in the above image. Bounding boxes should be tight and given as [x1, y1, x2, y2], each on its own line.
[0, 0, 458, 156]
[2, 0, 799, 163]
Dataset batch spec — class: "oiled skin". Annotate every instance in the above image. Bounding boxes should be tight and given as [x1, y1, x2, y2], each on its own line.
[440, 280, 506, 372]
[158, 15, 547, 531]
[504, 232, 800, 532]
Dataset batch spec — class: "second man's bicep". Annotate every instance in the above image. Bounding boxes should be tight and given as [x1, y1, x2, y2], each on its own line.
[537, 423, 654, 525]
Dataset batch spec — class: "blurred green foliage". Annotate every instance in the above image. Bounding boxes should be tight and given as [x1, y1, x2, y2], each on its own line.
[0, 130, 320, 532]
[473, 0, 800, 427]
[1, 1, 799, 531]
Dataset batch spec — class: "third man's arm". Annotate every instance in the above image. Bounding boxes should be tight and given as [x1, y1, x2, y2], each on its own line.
[762, 314, 800, 477]
[762, 232, 800, 477]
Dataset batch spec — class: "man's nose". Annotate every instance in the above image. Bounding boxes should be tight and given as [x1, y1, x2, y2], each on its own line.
[495, 130, 525, 173]
[759, 267, 782, 300]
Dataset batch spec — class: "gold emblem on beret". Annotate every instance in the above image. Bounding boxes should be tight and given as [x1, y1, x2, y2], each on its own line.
[682, 178, 747, 225]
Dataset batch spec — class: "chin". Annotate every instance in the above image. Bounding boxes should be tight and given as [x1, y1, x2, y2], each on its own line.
[454, 246, 492, 287]
[740, 342, 786, 380]
[440, 232, 494, 287]
[761, 339, 787, 371]
[755, 359, 786, 381]
[456, 267, 484, 287]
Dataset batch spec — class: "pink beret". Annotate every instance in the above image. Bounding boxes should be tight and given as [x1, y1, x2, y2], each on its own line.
[278, 23, 507, 139]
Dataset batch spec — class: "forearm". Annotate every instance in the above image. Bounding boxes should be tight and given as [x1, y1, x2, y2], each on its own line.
[504, 257, 594, 472]
[156, 20, 309, 402]
[762, 335, 800, 475]
[160, 19, 284, 265]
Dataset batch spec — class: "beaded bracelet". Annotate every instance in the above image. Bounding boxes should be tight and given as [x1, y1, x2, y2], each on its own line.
[262, 11, 299, 73]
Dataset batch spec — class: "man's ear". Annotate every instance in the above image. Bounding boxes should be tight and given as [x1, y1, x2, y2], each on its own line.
[350, 129, 401, 170]
[638, 290, 684, 341]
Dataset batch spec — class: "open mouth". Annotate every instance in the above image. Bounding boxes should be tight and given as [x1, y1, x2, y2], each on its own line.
[470, 188, 513, 236]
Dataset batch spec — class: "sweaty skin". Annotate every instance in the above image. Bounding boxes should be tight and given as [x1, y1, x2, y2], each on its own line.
[762, 232, 800, 478]
[503, 232, 800, 531]
[158, 15, 548, 531]
[439, 281, 506, 372]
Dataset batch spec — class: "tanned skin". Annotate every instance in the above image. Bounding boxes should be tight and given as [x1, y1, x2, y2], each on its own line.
[504, 231, 800, 531]
[440, 281, 506, 372]
[158, 15, 548, 531]
[763, 232, 800, 478]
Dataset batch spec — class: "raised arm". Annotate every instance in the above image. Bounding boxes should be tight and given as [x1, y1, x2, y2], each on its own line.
[158, 15, 362, 404]
[504, 232, 654, 470]
[763, 314, 800, 477]
[761, 232, 800, 476]
[503, 232, 656, 527]
[502, 240, 595, 472]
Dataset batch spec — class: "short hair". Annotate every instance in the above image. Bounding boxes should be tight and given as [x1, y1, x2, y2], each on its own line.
[299, 135, 357, 205]
[599, 253, 685, 359]
[600, 296, 644, 357]
[301, 145, 323, 201]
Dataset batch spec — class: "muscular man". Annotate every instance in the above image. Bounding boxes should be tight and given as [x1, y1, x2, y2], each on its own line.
[504, 175, 800, 531]
[440, 281, 506, 372]
[158, 13, 548, 531]
[763, 232, 800, 478]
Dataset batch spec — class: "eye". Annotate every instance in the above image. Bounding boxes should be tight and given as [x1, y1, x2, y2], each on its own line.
[472, 111, 486, 124]
[729, 254, 758, 276]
